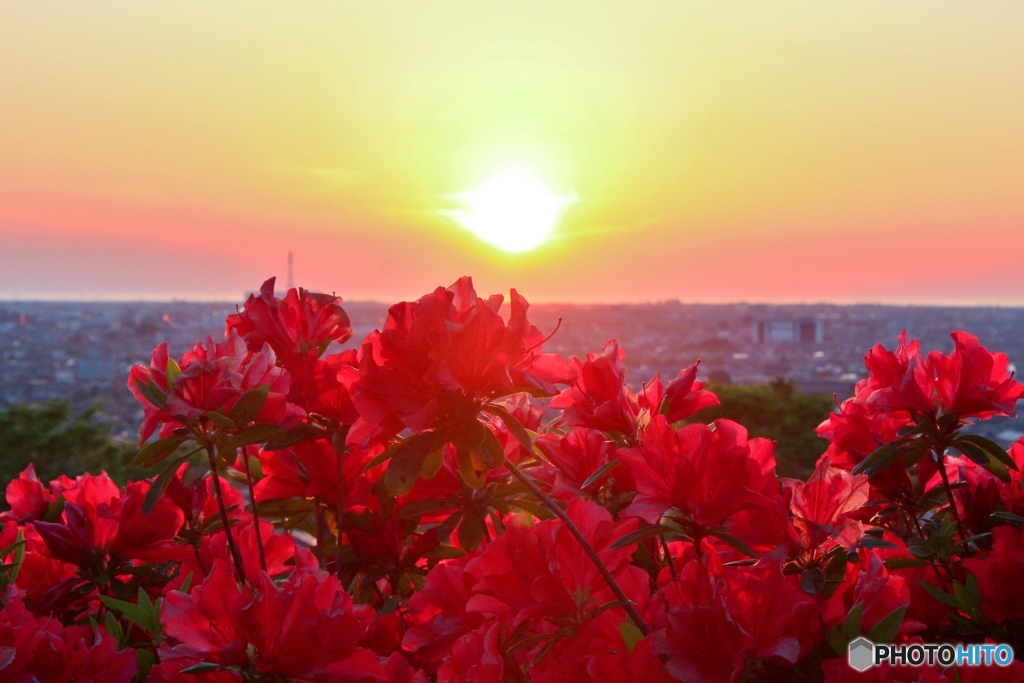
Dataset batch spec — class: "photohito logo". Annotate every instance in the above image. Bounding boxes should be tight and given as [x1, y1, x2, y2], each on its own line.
[848, 637, 1015, 670]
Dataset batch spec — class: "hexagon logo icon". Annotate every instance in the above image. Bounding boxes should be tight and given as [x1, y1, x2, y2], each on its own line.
[848, 637, 875, 672]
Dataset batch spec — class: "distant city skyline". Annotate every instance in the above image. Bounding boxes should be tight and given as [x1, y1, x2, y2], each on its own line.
[2, 3, 1023, 304]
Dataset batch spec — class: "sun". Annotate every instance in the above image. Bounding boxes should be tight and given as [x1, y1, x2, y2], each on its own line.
[455, 169, 573, 253]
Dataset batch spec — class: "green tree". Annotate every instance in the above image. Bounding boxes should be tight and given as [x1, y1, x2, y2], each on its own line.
[0, 400, 136, 490]
[690, 379, 833, 479]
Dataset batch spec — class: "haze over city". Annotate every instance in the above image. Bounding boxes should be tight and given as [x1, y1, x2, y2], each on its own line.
[2, 2, 1023, 304]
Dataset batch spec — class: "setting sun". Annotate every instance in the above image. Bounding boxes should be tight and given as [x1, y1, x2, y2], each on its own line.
[455, 169, 573, 253]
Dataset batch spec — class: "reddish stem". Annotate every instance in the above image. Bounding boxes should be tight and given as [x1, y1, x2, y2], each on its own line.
[206, 445, 246, 584]
[505, 460, 650, 636]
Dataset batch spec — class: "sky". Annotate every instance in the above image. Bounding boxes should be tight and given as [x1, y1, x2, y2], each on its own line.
[1, 2, 1023, 304]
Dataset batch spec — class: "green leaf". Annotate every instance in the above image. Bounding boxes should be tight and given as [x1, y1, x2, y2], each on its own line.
[991, 511, 1024, 525]
[707, 530, 758, 558]
[230, 385, 269, 425]
[456, 445, 488, 491]
[958, 435, 1018, 471]
[883, 557, 927, 570]
[858, 536, 899, 550]
[384, 433, 442, 496]
[134, 376, 168, 410]
[482, 404, 534, 452]
[133, 434, 188, 468]
[851, 439, 911, 477]
[580, 459, 621, 491]
[457, 514, 486, 551]
[609, 524, 680, 551]
[181, 461, 209, 488]
[823, 551, 850, 598]
[476, 424, 506, 469]
[841, 601, 864, 641]
[866, 606, 907, 644]
[264, 423, 325, 450]
[203, 410, 236, 431]
[99, 595, 151, 632]
[165, 358, 182, 385]
[179, 663, 221, 674]
[620, 621, 645, 653]
[800, 568, 826, 595]
[221, 424, 285, 451]
[143, 455, 189, 515]
[422, 545, 467, 560]
[915, 578, 960, 609]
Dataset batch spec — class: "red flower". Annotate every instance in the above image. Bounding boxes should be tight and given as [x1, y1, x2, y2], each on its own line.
[345, 277, 570, 443]
[34, 477, 184, 569]
[963, 525, 1024, 623]
[128, 330, 303, 441]
[254, 438, 375, 509]
[550, 340, 637, 436]
[162, 560, 386, 681]
[638, 361, 720, 424]
[226, 277, 353, 409]
[824, 550, 916, 636]
[855, 330, 1024, 421]
[657, 555, 821, 683]
[786, 457, 870, 552]
[535, 427, 626, 498]
[1, 464, 58, 523]
[620, 416, 780, 531]
[0, 589, 137, 683]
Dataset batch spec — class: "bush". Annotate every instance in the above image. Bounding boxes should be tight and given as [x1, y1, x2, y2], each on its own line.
[1, 278, 1023, 682]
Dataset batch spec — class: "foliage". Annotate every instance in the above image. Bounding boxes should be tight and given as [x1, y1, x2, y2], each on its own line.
[689, 379, 834, 479]
[0, 400, 136, 488]
[2, 276, 1024, 682]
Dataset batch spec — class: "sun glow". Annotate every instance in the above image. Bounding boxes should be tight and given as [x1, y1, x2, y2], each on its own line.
[455, 169, 573, 253]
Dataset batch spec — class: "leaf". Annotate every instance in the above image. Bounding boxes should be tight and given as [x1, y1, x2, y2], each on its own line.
[456, 445, 488, 491]
[181, 462, 210, 488]
[866, 606, 907, 644]
[851, 439, 911, 477]
[143, 455, 189, 515]
[800, 568, 826, 596]
[858, 536, 900, 550]
[915, 578, 960, 609]
[422, 446, 446, 479]
[230, 385, 269, 425]
[707, 530, 758, 558]
[165, 358, 182, 385]
[221, 424, 285, 451]
[823, 550, 850, 598]
[422, 545, 467, 560]
[457, 514, 486, 551]
[98, 596, 152, 632]
[476, 424, 506, 469]
[609, 524, 679, 550]
[883, 557, 927, 570]
[958, 434, 1018, 471]
[264, 423, 325, 450]
[619, 621, 645, 653]
[179, 663, 221, 674]
[202, 410, 236, 431]
[841, 601, 864, 641]
[133, 434, 188, 468]
[580, 459, 621, 491]
[482, 404, 534, 452]
[384, 433, 442, 496]
[134, 376, 168, 410]
[991, 511, 1024, 525]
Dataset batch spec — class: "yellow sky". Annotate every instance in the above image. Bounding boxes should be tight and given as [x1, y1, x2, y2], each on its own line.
[2, 2, 1023, 302]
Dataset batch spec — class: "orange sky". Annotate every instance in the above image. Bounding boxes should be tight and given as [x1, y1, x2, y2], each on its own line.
[2, 2, 1023, 304]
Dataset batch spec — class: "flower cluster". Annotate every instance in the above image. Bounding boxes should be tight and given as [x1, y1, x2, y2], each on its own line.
[2, 277, 1024, 683]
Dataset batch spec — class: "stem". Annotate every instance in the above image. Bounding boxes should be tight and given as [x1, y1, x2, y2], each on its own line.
[206, 445, 246, 584]
[336, 445, 346, 581]
[315, 497, 326, 570]
[904, 509, 950, 593]
[661, 535, 679, 582]
[241, 448, 267, 573]
[935, 450, 969, 548]
[505, 460, 650, 636]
